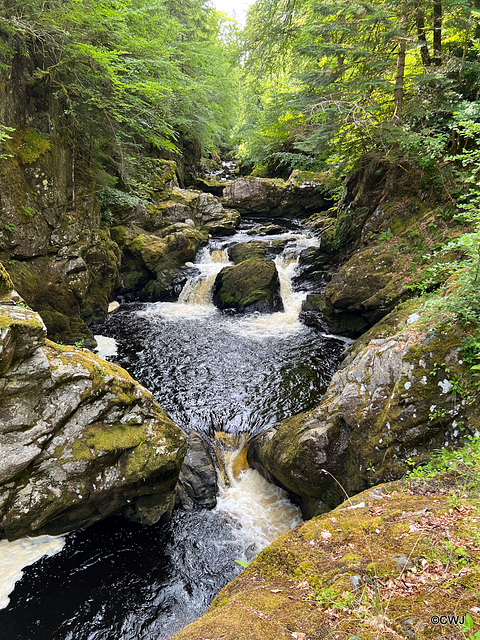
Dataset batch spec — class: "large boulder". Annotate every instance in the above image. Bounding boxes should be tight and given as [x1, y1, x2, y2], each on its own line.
[111, 224, 208, 301]
[213, 258, 283, 313]
[222, 171, 330, 217]
[249, 305, 479, 516]
[145, 188, 240, 237]
[0, 296, 186, 540]
[301, 293, 370, 338]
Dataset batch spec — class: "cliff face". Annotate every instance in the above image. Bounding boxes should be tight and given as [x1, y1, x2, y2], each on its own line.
[0, 37, 121, 346]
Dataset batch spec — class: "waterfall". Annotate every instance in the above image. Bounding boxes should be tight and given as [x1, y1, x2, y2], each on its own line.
[2, 223, 348, 640]
[139, 247, 230, 319]
[211, 432, 302, 555]
[232, 249, 312, 339]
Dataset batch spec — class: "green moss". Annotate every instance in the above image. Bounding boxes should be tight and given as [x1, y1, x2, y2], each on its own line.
[0, 261, 14, 295]
[171, 482, 480, 640]
[213, 258, 282, 312]
[85, 423, 148, 453]
[12, 128, 50, 164]
[228, 241, 268, 264]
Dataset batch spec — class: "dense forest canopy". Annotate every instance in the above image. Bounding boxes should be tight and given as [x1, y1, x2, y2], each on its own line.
[0, 0, 241, 185]
[238, 0, 480, 180]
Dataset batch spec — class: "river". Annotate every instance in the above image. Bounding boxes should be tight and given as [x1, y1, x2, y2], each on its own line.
[0, 219, 347, 639]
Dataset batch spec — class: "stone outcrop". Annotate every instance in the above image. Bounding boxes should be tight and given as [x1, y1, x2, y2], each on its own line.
[222, 171, 330, 217]
[111, 224, 207, 301]
[172, 480, 479, 640]
[213, 258, 283, 314]
[105, 177, 241, 300]
[301, 293, 370, 338]
[0, 293, 186, 540]
[323, 246, 406, 324]
[177, 432, 217, 510]
[249, 305, 479, 517]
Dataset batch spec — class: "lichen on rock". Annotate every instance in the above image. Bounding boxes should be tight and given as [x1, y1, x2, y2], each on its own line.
[249, 307, 479, 516]
[0, 300, 186, 540]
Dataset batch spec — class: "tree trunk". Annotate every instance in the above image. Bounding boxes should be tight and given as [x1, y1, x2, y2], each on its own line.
[433, 1, 443, 66]
[416, 8, 431, 66]
[393, 15, 408, 124]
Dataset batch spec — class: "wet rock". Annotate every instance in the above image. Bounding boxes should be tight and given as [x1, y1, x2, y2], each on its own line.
[177, 432, 217, 509]
[213, 258, 283, 314]
[228, 241, 269, 264]
[0, 296, 186, 540]
[246, 223, 284, 236]
[301, 294, 369, 338]
[249, 309, 479, 516]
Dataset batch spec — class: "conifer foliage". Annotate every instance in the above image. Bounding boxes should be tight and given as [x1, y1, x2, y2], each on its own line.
[0, 0, 239, 181]
[238, 0, 480, 176]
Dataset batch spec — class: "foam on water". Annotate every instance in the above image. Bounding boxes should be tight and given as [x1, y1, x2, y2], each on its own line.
[215, 468, 302, 554]
[94, 335, 118, 359]
[0, 536, 65, 609]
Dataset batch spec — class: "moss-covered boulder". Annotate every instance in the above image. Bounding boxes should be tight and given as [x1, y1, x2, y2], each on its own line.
[222, 177, 288, 215]
[172, 480, 480, 640]
[228, 241, 269, 264]
[112, 224, 208, 301]
[0, 299, 186, 540]
[249, 308, 479, 516]
[323, 246, 403, 316]
[213, 258, 283, 313]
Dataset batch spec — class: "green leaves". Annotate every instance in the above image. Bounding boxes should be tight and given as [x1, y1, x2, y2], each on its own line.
[0, 0, 238, 181]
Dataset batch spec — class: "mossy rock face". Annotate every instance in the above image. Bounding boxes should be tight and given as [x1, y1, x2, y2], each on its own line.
[0, 304, 186, 540]
[300, 294, 370, 338]
[0, 261, 13, 297]
[213, 258, 283, 313]
[228, 241, 269, 264]
[112, 224, 208, 301]
[249, 314, 478, 515]
[5, 228, 120, 344]
[324, 246, 401, 313]
[193, 177, 228, 197]
[172, 481, 480, 640]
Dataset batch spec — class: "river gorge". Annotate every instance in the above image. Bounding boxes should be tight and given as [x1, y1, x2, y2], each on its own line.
[0, 219, 347, 639]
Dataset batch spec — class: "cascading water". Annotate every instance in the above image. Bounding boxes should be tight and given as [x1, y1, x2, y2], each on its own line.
[0, 220, 348, 640]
